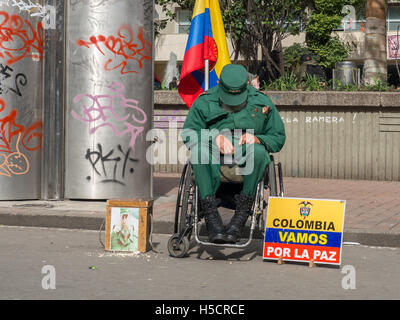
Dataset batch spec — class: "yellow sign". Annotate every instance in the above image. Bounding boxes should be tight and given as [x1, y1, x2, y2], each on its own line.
[264, 197, 346, 265]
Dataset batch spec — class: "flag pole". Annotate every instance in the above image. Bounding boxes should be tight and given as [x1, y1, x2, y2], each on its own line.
[205, 59, 210, 90]
[204, 0, 210, 91]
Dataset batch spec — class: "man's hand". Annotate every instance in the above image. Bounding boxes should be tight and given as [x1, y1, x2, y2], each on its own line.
[239, 133, 261, 145]
[215, 134, 235, 155]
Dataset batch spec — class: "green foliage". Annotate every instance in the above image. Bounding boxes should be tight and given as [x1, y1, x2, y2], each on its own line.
[263, 74, 396, 92]
[314, 0, 350, 15]
[314, 0, 365, 15]
[332, 79, 358, 91]
[283, 43, 312, 73]
[362, 78, 396, 92]
[300, 74, 327, 91]
[265, 72, 298, 91]
[266, 73, 328, 91]
[220, 0, 247, 42]
[305, 0, 365, 68]
[222, 0, 308, 79]
[306, 14, 343, 44]
[308, 37, 350, 69]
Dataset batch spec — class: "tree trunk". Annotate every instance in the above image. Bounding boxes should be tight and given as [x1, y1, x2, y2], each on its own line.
[363, 0, 387, 85]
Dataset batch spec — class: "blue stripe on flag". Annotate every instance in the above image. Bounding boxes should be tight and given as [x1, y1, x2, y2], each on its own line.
[185, 8, 213, 52]
[191, 69, 219, 91]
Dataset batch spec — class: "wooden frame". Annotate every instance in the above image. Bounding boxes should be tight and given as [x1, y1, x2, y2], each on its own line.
[105, 199, 153, 253]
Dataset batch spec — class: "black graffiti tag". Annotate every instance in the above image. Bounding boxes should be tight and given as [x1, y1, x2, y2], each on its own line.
[0, 64, 28, 97]
[85, 144, 138, 185]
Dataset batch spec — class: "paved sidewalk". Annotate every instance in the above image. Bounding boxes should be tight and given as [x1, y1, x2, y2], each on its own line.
[0, 173, 399, 247]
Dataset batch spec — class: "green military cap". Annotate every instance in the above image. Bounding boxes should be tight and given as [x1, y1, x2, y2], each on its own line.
[218, 64, 248, 107]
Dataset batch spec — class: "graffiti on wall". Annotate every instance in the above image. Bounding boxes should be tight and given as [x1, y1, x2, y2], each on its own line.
[0, 98, 42, 177]
[76, 25, 151, 75]
[85, 143, 138, 186]
[0, 9, 42, 181]
[0, 0, 46, 17]
[0, 11, 44, 65]
[0, 63, 27, 96]
[0, 1, 56, 29]
[69, 7, 153, 189]
[72, 81, 147, 152]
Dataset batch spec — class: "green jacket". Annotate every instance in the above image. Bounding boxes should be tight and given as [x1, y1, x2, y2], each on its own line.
[182, 85, 286, 153]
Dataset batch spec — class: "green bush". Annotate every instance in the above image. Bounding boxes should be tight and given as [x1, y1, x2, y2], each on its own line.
[300, 74, 327, 91]
[305, 0, 365, 69]
[308, 37, 350, 69]
[283, 44, 313, 73]
[265, 72, 298, 91]
[263, 73, 397, 92]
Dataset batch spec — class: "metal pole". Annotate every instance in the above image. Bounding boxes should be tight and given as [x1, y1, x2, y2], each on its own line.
[204, 1, 210, 92]
[205, 59, 210, 91]
[42, 0, 65, 200]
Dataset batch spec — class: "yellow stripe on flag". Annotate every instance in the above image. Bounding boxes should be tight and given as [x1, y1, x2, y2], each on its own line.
[192, 0, 208, 18]
[209, 0, 231, 76]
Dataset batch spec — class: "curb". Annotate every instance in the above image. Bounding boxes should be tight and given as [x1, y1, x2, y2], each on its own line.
[0, 209, 399, 248]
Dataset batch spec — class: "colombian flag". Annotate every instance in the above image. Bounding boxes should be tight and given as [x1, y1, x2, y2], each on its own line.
[178, 0, 231, 108]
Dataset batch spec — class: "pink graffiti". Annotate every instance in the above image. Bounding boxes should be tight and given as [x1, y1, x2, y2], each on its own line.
[76, 25, 152, 75]
[0, 11, 44, 65]
[72, 82, 147, 151]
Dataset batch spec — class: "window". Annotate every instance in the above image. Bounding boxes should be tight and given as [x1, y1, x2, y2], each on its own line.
[176, 9, 191, 34]
[340, 9, 365, 32]
[338, 6, 400, 32]
[388, 6, 400, 31]
[340, 20, 366, 31]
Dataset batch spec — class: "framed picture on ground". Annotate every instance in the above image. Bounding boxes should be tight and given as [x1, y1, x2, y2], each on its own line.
[105, 199, 153, 253]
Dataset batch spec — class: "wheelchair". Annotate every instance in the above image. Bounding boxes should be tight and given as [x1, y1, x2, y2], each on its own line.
[167, 154, 284, 258]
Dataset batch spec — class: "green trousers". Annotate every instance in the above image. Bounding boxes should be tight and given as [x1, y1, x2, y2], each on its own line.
[190, 135, 271, 200]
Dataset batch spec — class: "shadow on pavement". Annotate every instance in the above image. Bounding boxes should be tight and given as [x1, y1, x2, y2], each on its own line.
[189, 239, 264, 262]
[153, 175, 180, 199]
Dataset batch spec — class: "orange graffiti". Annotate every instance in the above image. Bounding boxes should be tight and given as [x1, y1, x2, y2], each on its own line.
[0, 132, 29, 177]
[0, 98, 43, 154]
[0, 11, 44, 65]
[76, 25, 152, 75]
[0, 98, 41, 178]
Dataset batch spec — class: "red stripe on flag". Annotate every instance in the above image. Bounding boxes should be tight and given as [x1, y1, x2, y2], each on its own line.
[178, 73, 204, 108]
[179, 36, 218, 108]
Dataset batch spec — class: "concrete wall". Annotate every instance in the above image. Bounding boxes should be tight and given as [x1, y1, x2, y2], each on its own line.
[154, 91, 400, 181]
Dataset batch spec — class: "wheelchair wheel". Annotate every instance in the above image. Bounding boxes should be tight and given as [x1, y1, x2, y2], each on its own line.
[267, 157, 278, 197]
[168, 233, 190, 258]
[174, 162, 194, 235]
[265, 155, 284, 197]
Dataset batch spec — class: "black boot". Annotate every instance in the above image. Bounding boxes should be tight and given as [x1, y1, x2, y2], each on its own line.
[200, 195, 226, 244]
[225, 193, 254, 243]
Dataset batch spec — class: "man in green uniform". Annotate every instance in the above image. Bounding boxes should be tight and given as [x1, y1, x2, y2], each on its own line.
[182, 64, 286, 244]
